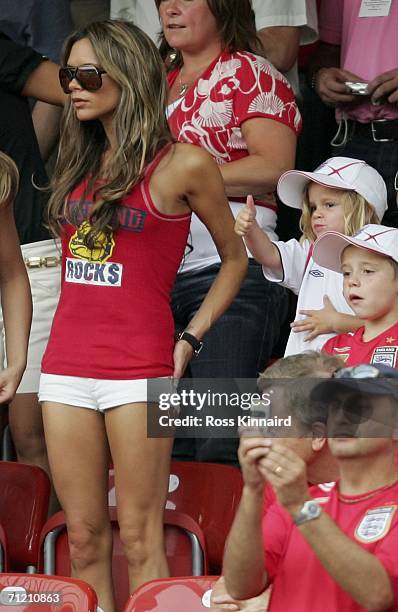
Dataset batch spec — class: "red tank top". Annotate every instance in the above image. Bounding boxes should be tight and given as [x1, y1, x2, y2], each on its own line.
[42, 144, 191, 379]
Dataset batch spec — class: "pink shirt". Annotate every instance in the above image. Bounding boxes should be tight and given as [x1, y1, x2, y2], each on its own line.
[319, 0, 398, 122]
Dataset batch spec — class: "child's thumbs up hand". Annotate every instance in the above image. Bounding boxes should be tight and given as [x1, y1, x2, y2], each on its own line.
[235, 195, 257, 236]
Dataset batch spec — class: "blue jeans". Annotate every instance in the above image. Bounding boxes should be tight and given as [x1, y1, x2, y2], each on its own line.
[334, 133, 398, 228]
[171, 260, 288, 463]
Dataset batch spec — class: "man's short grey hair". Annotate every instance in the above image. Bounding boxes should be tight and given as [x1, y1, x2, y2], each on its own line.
[256, 352, 344, 433]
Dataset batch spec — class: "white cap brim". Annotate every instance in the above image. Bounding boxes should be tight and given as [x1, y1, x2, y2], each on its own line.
[277, 170, 363, 209]
[312, 231, 395, 272]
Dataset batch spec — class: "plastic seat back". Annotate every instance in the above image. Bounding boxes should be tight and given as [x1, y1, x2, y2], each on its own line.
[40, 508, 207, 611]
[109, 462, 242, 573]
[0, 462, 50, 570]
[0, 573, 97, 611]
[166, 461, 243, 573]
[123, 576, 219, 611]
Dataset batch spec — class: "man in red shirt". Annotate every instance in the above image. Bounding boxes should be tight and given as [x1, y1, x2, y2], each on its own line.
[211, 351, 341, 611]
[223, 364, 398, 611]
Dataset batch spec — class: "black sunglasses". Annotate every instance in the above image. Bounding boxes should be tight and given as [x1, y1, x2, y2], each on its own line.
[59, 65, 107, 93]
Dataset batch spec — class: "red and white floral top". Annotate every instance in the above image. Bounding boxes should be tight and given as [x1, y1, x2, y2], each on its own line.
[167, 50, 301, 272]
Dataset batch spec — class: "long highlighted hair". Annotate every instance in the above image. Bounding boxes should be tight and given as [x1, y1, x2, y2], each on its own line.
[47, 20, 172, 248]
[300, 187, 380, 243]
[0, 151, 19, 207]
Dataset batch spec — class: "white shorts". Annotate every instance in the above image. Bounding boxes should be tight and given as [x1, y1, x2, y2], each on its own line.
[39, 373, 150, 411]
[0, 239, 62, 394]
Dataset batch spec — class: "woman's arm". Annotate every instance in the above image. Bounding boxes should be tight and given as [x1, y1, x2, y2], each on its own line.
[172, 144, 248, 377]
[222, 436, 273, 601]
[210, 575, 272, 611]
[219, 118, 296, 198]
[0, 203, 32, 401]
[257, 26, 300, 74]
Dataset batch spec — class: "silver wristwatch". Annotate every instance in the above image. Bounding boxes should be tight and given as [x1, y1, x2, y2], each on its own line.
[293, 500, 322, 525]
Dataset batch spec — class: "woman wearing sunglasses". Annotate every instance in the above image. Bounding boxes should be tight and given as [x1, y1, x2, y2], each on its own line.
[39, 20, 247, 612]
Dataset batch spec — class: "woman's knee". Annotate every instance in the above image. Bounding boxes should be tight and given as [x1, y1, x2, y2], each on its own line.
[9, 397, 46, 458]
[119, 516, 163, 568]
[10, 422, 46, 459]
[67, 519, 112, 571]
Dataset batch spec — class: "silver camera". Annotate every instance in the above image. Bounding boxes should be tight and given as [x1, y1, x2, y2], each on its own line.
[345, 81, 369, 95]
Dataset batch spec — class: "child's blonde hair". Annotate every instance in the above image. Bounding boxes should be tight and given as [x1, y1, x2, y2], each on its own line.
[300, 186, 380, 243]
[0, 152, 19, 206]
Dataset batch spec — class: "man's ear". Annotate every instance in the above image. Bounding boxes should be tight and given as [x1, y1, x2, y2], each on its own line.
[311, 421, 327, 451]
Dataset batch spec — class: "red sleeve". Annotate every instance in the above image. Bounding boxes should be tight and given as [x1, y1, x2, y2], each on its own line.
[322, 332, 354, 358]
[263, 485, 328, 580]
[262, 502, 292, 580]
[322, 336, 337, 354]
[232, 52, 302, 135]
[263, 483, 276, 512]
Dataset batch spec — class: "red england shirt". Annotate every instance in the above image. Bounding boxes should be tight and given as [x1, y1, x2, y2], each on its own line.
[322, 323, 398, 369]
[263, 482, 398, 611]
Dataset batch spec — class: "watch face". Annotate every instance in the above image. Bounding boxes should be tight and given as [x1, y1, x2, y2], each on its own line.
[307, 502, 321, 518]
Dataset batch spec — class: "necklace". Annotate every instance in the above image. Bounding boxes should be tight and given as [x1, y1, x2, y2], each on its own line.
[178, 72, 190, 97]
[177, 64, 207, 98]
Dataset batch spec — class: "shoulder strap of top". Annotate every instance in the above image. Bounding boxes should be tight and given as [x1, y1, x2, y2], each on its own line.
[143, 142, 174, 183]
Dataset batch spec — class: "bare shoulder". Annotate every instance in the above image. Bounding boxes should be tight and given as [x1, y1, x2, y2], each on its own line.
[155, 142, 214, 179]
[170, 143, 223, 197]
[150, 142, 224, 214]
[172, 142, 217, 174]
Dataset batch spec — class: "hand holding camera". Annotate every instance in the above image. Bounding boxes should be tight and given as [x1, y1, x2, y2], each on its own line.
[367, 68, 398, 105]
[315, 68, 366, 106]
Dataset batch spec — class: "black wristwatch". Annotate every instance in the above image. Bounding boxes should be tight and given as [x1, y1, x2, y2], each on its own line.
[177, 331, 203, 357]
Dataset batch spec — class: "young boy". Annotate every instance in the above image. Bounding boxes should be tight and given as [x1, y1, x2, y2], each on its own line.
[312, 224, 398, 367]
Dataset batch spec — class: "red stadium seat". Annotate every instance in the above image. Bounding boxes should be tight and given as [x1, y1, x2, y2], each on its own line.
[123, 576, 219, 611]
[39, 508, 207, 611]
[109, 461, 243, 574]
[0, 462, 50, 571]
[166, 462, 243, 573]
[0, 524, 9, 572]
[0, 573, 97, 611]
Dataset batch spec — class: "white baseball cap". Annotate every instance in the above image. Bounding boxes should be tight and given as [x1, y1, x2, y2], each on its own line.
[312, 224, 398, 272]
[277, 157, 387, 221]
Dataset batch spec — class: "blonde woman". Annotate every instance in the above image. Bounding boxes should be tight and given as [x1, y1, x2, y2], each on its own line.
[39, 21, 247, 612]
[0, 152, 32, 402]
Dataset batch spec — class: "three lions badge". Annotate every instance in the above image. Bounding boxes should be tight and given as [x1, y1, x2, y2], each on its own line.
[355, 506, 397, 543]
